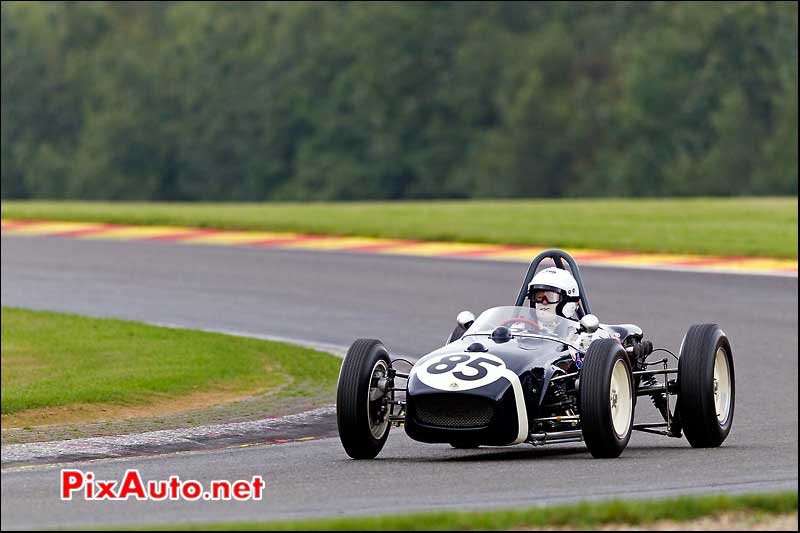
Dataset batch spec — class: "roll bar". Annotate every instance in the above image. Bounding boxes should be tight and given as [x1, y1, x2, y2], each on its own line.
[514, 249, 592, 316]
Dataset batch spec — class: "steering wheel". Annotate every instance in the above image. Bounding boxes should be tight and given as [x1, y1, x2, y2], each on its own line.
[498, 317, 541, 331]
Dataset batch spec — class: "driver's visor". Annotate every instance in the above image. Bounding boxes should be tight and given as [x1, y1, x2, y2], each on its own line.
[530, 289, 562, 304]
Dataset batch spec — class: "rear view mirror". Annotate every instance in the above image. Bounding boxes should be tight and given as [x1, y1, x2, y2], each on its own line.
[456, 311, 475, 329]
[579, 314, 600, 334]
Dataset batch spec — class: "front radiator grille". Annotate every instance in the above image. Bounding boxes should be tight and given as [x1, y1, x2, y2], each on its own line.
[414, 394, 494, 428]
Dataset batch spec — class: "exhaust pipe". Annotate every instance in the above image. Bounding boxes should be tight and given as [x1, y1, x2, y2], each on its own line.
[528, 429, 583, 446]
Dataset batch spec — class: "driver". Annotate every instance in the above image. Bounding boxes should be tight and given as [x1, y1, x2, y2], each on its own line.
[527, 267, 612, 358]
[527, 266, 581, 324]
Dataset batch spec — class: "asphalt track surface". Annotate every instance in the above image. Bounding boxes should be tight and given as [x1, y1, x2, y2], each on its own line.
[1, 235, 798, 529]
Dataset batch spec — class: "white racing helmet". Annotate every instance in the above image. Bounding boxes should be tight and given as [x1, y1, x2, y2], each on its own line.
[528, 267, 580, 321]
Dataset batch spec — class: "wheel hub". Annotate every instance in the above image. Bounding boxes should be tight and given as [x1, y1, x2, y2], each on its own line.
[608, 360, 633, 437]
[609, 359, 633, 438]
[713, 348, 732, 425]
[367, 360, 390, 439]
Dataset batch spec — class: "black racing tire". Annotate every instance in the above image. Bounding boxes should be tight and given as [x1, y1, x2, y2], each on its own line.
[677, 324, 735, 448]
[580, 339, 635, 458]
[336, 339, 392, 459]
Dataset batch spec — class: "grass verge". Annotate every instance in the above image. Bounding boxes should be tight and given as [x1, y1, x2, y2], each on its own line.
[1, 308, 341, 434]
[144, 492, 798, 531]
[2, 197, 797, 258]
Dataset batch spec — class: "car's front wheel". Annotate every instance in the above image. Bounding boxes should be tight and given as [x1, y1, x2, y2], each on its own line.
[580, 339, 635, 458]
[336, 339, 392, 459]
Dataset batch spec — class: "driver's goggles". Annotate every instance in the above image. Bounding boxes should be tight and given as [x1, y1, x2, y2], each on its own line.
[531, 290, 562, 304]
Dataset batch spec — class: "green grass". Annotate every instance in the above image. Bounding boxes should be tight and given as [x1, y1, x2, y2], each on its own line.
[142, 492, 797, 530]
[1, 307, 341, 418]
[2, 197, 797, 258]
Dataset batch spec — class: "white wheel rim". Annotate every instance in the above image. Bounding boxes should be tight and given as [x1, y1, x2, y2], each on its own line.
[713, 347, 732, 425]
[367, 360, 389, 439]
[610, 359, 633, 438]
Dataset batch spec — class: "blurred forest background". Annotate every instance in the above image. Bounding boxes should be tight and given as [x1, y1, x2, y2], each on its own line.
[2, 1, 797, 201]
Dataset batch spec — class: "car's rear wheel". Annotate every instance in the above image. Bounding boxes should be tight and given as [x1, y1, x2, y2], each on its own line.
[580, 339, 635, 458]
[336, 339, 392, 459]
[677, 324, 735, 448]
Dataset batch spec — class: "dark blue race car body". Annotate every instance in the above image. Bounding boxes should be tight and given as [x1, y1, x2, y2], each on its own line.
[405, 335, 574, 446]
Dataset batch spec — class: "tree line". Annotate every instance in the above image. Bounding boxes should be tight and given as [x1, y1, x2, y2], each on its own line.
[2, 1, 797, 201]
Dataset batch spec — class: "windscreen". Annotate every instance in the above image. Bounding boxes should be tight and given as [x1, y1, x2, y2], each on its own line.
[463, 306, 580, 346]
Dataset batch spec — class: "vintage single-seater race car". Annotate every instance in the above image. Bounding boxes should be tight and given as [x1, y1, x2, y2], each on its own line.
[336, 249, 735, 459]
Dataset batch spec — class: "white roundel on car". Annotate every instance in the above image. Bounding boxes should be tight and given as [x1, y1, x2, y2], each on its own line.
[415, 352, 508, 391]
